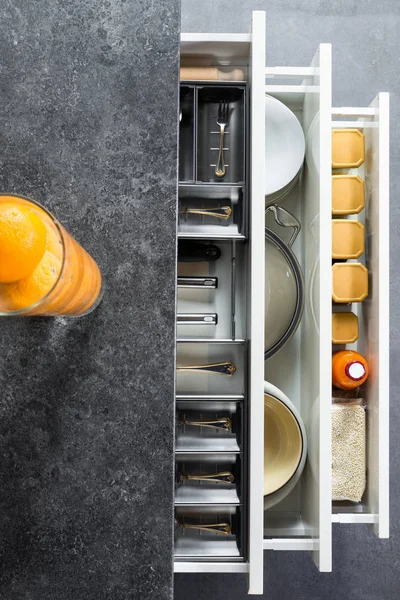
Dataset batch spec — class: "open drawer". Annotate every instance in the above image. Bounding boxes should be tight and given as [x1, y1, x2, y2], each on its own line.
[175, 9, 390, 596]
[330, 98, 390, 537]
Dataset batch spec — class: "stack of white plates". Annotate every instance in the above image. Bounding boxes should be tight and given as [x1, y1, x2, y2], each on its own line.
[265, 95, 305, 202]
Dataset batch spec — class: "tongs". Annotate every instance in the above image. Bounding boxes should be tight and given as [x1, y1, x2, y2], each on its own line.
[178, 471, 235, 484]
[176, 521, 231, 536]
[176, 361, 236, 376]
[178, 417, 232, 432]
[181, 206, 232, 220]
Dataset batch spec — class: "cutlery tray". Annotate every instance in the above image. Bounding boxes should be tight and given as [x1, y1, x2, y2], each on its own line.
[176, 399, 243, 453]
[178, 184, 246, 238]
[179, 86, 196, 182]
[177, 240, 247, 339]
[179, 83, 246, 185]
[174, 505, 244, 560]
[176, 341, 246, 396]
[197, 85, 246, 183]
[175, 453, 242, 504]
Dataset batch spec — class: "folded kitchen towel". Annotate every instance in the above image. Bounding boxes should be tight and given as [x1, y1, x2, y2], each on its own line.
[332, 403, 366, 502]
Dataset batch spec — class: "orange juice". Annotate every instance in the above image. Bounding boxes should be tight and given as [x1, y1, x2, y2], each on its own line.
[0, 194, 102, 316]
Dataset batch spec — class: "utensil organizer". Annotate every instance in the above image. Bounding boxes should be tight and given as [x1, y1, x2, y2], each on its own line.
[175, 453, 243, 505]
[177, 248, 247, 339]
[179, 185, 246, 238]
[176, 399, 244, 453]
[179, 84, 246, 184]
[179, 81, 247, 239]
[176, 11, 390, 595]
[175, 505, 244, 560]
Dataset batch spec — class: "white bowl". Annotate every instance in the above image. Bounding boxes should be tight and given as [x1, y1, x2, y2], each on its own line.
[265, 95, 305, 197]
[264, 381, 308, 510]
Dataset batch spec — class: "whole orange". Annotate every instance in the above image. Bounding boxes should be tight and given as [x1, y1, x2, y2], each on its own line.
[0, 250, 61, 311]
[0, 202, 47, 282]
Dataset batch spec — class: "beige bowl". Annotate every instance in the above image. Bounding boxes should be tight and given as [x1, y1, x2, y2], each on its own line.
[264, 393, 303, 496]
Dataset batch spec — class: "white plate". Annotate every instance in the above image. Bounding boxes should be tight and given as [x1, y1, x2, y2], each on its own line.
[264, 381, 308, 510]
[265, 95, 305, 197]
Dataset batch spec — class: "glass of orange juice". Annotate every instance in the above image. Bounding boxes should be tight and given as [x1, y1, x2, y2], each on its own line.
[0, 194, 103, 316]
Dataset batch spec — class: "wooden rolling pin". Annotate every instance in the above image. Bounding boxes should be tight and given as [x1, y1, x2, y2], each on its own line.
[180, 66, 245, 81]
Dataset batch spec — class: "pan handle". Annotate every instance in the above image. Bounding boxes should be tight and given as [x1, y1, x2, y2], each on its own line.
[265, 204, 301, 247]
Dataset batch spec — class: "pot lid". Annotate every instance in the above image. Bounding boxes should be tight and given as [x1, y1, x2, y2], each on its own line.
[265, 236, 298, 354]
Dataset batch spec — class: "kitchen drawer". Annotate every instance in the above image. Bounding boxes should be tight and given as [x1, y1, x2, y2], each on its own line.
[176, 9, 390, 595]
[330, 98, 389, 536]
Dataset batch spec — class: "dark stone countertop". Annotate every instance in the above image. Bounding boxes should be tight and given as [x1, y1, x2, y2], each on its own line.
[0, 1, 179, 599]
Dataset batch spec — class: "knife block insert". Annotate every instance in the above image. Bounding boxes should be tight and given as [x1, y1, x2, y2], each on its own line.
[178, 184, 245, 238]
[176, 341, 246, 396]
[175, 453, 242, 505]
[179, 86, 195, 182]
[176, 400, 243, 453]
[174, 505, 243, 559]
[197, 85, 245, 184]
[177, 240, 247, 341]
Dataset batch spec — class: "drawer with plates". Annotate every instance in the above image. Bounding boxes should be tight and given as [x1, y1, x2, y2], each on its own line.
[175, 10, 390, 595]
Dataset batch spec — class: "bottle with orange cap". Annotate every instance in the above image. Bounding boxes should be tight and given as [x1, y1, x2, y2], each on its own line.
[332, 350, 369, 390]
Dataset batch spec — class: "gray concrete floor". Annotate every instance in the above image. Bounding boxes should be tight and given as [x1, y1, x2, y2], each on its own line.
[176, 1, 400, 598]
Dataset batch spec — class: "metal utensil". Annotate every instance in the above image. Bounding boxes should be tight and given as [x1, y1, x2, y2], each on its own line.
[177, 276, 218, 289]
[179, 471, 235, 484]
[181, 206, 232, 220]
[215, 100, 229, 178]
[177, 313, 218, 325]
[176, 361, 236, 376]
[178, 242, 221, 263]
[176, 521, 231, 536]
[178, 417, 232, 431]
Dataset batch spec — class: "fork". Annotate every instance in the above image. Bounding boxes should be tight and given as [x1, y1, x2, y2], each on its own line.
[215, 100, 229, 178]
